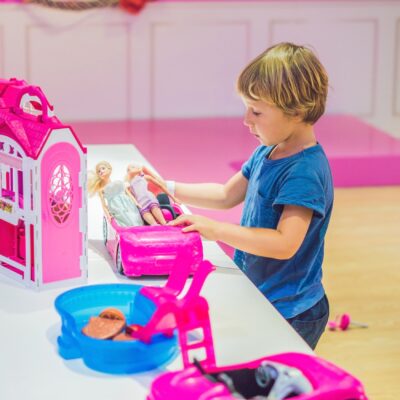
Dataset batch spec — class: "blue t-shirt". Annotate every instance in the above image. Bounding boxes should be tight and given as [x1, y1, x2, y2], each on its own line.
[234, 144, 334, 319]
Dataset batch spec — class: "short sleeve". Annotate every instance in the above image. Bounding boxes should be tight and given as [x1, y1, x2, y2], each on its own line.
[241, 146, 269, 180]
[273, 165, 326, 218]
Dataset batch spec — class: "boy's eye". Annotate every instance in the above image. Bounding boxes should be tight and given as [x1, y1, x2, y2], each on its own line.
[252, 109, 261, 116]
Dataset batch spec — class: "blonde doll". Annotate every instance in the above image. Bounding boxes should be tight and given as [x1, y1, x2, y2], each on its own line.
[88, 161, 143, 227]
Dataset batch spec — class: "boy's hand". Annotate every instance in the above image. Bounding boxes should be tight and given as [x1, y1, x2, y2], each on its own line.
[168, 214, 220, 241]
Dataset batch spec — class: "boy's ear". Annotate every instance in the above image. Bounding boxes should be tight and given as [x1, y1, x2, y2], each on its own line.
[293, 112, 305, 123]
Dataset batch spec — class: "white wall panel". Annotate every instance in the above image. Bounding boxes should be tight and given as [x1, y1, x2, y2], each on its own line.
[395, 19, 400, 116]
[271, 19, 377, 116]
[151, 22, 249, 118]
[26, 23, 130, 121]
[0, 2, 399, 136]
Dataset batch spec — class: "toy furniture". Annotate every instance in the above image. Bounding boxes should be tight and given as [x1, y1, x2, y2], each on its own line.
[54, 253, 215, 374]
[0, 78, 87, 288]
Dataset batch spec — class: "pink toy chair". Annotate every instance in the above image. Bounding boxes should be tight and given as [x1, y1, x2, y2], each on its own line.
[132, 258, 216, 368]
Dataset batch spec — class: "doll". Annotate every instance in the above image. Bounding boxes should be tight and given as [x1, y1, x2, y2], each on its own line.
[125, 163, 179, 226]
[87, 161, 143, 228]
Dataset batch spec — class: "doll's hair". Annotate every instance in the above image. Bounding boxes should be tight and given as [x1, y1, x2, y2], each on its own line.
[236, 42, 328, 124]
[87, 161, 112, 197]
[125, 162, 143, 182]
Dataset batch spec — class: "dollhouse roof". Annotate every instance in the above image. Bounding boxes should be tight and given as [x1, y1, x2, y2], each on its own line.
[0, 78, 86, 160]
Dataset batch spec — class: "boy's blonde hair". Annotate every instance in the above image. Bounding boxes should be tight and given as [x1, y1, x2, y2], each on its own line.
[237, 42, 328, 124]
[87, 161, 112, 197]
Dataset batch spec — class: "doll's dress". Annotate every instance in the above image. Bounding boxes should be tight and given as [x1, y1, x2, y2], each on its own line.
[103, 180, 143, 227]
[129, 173, 159, 214]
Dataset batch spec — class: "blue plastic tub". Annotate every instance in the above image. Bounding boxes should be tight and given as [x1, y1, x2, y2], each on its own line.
[54, 284, 178, 374]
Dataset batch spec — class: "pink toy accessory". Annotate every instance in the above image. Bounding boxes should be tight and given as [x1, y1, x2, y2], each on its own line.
[146, 272, 368, 399]
[147, 351, 368, 400]
[133, 257, 216, 368]
[328, 313, 368, 331]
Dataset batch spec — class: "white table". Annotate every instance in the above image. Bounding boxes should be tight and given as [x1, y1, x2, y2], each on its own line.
[0, 144, 311, 400]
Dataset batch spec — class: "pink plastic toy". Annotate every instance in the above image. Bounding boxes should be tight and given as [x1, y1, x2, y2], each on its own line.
[0, 78, 87, 288]
[328, 313, 368, 331]
[133, 257, 216, 368]
[103, 200, 203, 277]
[146, 272, 368, 399]
[147, 351, 368, 400]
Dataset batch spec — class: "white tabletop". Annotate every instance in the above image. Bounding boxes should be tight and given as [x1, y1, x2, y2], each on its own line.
[0, 144, 311, 400]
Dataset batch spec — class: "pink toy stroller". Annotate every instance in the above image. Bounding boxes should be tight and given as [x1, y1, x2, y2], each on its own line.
[102, 193, 203, 277]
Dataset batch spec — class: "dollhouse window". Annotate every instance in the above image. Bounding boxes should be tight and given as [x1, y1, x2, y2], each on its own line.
[0, 143, 23, 208]
[48, 164, 73, 224]
[0, 166, 15, 202]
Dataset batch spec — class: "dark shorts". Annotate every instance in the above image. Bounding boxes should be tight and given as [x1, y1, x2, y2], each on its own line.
[287, 295, 329, 350]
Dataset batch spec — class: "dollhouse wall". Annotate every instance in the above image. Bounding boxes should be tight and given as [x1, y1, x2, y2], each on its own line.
[36, 127, 87, 286]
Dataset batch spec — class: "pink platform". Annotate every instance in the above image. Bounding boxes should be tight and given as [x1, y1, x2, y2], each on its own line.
[74, 115, 400, 188]
[74, 115, 400, 258]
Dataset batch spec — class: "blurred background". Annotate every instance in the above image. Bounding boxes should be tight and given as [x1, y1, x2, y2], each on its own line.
[1, 0, 399, 398]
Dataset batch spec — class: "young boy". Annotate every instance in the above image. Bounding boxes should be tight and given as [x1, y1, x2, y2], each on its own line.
[166, 42, 333, 349]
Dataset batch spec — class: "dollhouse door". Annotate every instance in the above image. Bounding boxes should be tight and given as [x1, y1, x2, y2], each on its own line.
[41, 142, 82, 284]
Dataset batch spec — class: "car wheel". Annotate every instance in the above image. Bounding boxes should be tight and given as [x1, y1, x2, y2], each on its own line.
[116, 245, 125, 275]
[103, 216, 108, 245]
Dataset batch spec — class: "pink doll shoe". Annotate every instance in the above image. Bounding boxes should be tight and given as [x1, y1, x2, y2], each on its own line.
[328, 313, 368, 331]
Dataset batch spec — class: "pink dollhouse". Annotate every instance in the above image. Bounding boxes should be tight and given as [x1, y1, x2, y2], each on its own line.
[0, 78, 87, 288]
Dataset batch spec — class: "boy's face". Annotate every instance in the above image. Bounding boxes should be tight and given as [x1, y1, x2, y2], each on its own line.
[242, 98, 301, 146]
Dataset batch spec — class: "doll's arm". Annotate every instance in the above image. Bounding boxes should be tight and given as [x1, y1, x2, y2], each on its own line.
[99, 192, 112, 220]
[125, 188, 141, 208]
[145, 175, 181, 204]
[141, 166, 161, 181]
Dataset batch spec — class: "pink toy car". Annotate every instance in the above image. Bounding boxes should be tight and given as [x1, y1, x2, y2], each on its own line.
[148, 352, 368, 400]
[102, 199, 203, 277]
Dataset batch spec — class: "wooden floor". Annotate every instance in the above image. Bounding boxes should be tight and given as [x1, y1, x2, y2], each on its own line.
[315, 186, 400, 400]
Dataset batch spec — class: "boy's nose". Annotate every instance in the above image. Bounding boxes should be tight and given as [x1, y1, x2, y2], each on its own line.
[243, 110, 252, 127]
